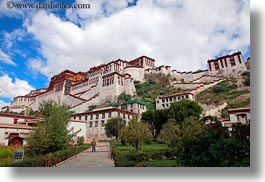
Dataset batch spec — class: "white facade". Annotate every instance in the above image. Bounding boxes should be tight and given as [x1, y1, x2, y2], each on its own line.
[123, 67, 145, 82]
[0, 113, 38, 146]
[7, 56, 143, 114]
[156, 92, 194, 110]
[70, 107, 135, 140]
[221, 107, 250, 131]
[208, 52, 247, 77]
[119, 101, 147, 114]
[68, 120, 87, 139]
[228, 107, 250, 124]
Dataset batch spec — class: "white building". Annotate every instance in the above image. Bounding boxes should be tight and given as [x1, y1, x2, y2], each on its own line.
[0, 113, 38, 146]
[6, 56, 156, 114]
[221, 107, 250, 131]
[156, 92, 194, 110]
[70, 107, 136, 140]
[118, 100, 148, 114]
[208, 51, 247, 77]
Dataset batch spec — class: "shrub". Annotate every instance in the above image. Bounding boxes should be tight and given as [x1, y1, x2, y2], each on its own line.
[112, 145, 175, 167]
[0, 147, 15, 166]
[5, 146, 88, 167]
[77, 136, 84, 146]
[213, 86, 224, 93]
[243, 77, 250, 86]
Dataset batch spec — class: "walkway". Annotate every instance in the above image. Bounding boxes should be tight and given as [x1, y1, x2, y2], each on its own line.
[56, 142, 114, 167]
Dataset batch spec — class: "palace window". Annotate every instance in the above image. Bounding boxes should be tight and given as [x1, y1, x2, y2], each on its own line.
[89, 122, 92, 128]
[230, 57, 236, 66]
[14, 119, 18, 124]
[214, 61, 219, 70]
[79, 116, 82, 120]
[220, 59, 224, 68]
[101, 120, 105, 127]
[95, 121, 98, 127]
[108, 112, 112, 118]
[85, 115, 88, 121]
[90, 115, 93, 120]
[102, 113, 105, 119]
[96, 114, 99, 119]
[237, 54, 242, 63]
[224, 59, 228, 67]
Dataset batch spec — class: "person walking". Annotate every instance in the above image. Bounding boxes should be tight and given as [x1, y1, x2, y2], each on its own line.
[91, 139, 96, 152]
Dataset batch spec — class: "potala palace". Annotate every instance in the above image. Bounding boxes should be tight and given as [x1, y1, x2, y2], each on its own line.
[0, 51, 250, 146]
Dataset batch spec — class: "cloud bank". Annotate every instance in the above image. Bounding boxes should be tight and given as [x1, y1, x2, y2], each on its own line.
[24, 0, 249, 78]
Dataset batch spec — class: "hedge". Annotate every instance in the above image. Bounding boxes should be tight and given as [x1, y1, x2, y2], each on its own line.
[5, 146, 89, 167]
[112, 148, 177, 167]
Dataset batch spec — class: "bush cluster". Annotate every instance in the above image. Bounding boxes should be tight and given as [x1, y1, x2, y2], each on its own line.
[112, 148, 177, 167]
[5, 146, 88, 167]
[0, 147, 15, 166]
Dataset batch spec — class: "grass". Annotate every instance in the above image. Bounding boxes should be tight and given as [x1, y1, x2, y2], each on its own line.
[112, 142, 169, 152]
[142, 159, 179, 167]
[196, 79, 250, 105]
[226, 98, 250, 109]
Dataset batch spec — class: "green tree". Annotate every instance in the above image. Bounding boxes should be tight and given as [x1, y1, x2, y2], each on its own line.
[167, 100, 203, 125]
[27, 101, 74, 155]
[105, 117, 126, 139]
[118, 92, 132, 103]
[177, 121, 250, 167]
[142, 100, 202, 139]
[142, 109, 168, 139]
[119, 116, 152, 151]
[159, 119, 180, 148]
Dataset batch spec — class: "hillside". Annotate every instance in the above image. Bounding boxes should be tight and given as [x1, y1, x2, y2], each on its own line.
[134, 75, 186, 110]
[195, 72, 250, 119]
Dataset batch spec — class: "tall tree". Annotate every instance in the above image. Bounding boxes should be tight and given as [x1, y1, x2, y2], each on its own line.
[119, 116, 152, 151]
[105, 117, 126, 139]
[142, 109, 168, 139]
[142, 100, 202, 139]
[27, 101, 73, 155]
[167, 100, 203, 125]
[159, 118, 180, 148]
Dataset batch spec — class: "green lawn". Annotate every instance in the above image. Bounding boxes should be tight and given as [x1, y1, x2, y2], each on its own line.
[112, 142, 169, 152]
[143, 159, 179, 167]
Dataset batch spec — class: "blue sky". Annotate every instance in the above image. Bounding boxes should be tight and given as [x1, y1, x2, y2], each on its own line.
[0, 0, 250, 108]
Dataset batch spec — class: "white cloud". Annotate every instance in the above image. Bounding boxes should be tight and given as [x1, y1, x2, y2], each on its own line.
[0, 0, 24, 18]
[3, 29, 26, 50]
[66, 0, 134, 25]
[0, 74, 34, 99]
[0, 100, 10, 109]
[25, 0, 250, 78]
[0, 49, 16, 66]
